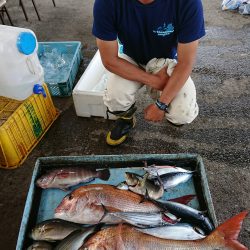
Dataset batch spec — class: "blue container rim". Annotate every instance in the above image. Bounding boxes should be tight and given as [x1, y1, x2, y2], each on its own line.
[16, 153, 217, 250]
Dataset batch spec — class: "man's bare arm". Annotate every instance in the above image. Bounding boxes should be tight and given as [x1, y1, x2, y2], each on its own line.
[97, 38, 168, 90]
[159, 40, 199, 105]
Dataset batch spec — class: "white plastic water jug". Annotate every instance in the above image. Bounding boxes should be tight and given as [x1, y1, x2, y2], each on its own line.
[0, 25, 44, 100]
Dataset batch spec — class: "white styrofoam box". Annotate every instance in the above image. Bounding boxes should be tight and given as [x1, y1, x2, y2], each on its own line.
[73, 50, 116, 119]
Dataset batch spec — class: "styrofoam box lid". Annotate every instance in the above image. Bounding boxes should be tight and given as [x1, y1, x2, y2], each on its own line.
[73, 50, 106, 95]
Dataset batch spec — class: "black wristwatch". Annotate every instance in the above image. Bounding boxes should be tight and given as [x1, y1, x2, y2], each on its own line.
[155, 99, 169, 112]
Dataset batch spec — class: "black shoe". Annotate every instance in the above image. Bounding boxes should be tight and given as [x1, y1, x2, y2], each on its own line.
[106, 105, 137, 146]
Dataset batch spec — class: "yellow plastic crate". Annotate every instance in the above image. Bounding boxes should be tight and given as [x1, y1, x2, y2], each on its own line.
[0, 84, 59, 169]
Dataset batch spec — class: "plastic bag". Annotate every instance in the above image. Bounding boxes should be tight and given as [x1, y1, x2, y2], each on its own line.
[239, 3, 250, 14]
[222, 0, 245, 10]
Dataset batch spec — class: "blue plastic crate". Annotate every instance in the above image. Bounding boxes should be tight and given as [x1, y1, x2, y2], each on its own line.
[38, 41, 83, 97]
[16, 154, 217, 250]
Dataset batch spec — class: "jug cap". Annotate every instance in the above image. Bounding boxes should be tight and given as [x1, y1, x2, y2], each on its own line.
[33, 84, 46, 97]
[17, 32, 36, 55]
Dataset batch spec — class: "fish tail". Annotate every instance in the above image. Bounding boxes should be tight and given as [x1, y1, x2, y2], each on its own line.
[168, 194, 196, 205]
[97, 169, 110, 181]
[206, 211, 248, 250]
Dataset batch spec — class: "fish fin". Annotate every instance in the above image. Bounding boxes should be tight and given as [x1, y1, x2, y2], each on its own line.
[206, 211, 248, 250]
[141, 173, 148, 186]
[168, 194, 196, 205]
[58, 185, 71, 191]
[97, 169, 110, 181]
[163, 212, 178, 221]
[162, 213, 178, 224]
[139, 189, 150, 204]
[139, 196, 147, 204]
[156, 172, 164, 188]
[98, 203, 109, 223]
[144, 189, 150, 200]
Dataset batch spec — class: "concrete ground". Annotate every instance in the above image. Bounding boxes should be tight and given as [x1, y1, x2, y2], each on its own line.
[0, 0, 249, 249]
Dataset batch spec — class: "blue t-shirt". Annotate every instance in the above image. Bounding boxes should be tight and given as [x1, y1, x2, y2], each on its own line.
[92, 0, 205, 65]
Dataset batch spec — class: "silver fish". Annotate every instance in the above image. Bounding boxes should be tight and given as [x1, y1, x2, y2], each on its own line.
[27, 241, 53, 250]
[108, 211, 178, 228]
[54, 227, 97, 250]
[154, 200, 214, 234]
[36, 167, 110, 190]
[154, 171, 194, 190]
[136, 223, 206, 240]
[144, 165, 194, 179]
[30, 219, 82, 242]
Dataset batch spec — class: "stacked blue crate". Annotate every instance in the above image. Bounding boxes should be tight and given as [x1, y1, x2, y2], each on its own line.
[38, 41, 83, 97]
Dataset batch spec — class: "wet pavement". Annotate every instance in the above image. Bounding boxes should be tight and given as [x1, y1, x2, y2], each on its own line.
[0, 0, 249, 249]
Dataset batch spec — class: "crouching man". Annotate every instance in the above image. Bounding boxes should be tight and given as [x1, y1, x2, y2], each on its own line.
[92, 0, 205, 146]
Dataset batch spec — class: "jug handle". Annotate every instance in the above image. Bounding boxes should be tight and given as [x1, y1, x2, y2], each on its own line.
[26, 55, 43, 75]
[26, 57, 35, 75]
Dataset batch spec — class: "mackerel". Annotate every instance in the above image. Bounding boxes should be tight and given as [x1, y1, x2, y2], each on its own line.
[136, 223, 206, 240]
[155, 200, 214, 234]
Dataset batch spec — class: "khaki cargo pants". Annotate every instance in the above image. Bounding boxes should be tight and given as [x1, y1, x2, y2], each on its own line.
[103, 54, 199, 125]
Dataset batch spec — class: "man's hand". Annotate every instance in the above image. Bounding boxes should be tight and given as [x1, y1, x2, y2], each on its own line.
[144, 104, 165, 122]
[152, 67, 169, 91]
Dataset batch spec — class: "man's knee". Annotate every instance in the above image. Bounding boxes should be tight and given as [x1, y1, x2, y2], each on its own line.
[103, 71, 142, 112]
[165, 76, 198, 125]
[166, 102, 199, 125]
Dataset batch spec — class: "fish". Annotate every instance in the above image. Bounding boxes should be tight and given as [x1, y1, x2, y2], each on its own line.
[27, 241, 53, 250]
[124, 172, 141, 186]
[125, 172, 164, 200]
[136, 223, 206, 240]
[154, 199, 214, 234]
[29, 219, 82, 242]
[54, 184, 163, 224]
[116, 181, 129, 190]
[82, 211, 248, 250]
[154, 171, 194, 190]
[54, 226, 97, 250]
[144, 164, 194, 178]
[107, 211, 178, 228]
[36, 167, 110, 190]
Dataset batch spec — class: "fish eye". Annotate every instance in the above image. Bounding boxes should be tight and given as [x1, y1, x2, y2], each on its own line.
[68, 194, 73, 200]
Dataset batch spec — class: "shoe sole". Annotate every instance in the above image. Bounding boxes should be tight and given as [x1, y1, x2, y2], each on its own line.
[106, 117, 136, 146]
